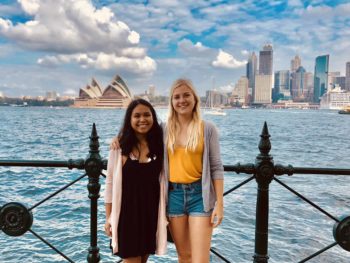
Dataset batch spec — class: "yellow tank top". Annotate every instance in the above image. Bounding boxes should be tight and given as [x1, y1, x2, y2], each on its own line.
[168, 125, 204, 183]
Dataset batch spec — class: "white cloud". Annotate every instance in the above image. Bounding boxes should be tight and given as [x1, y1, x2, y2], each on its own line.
[241, 50, 249, 56]
[0, 0, 155, 74]
[0, 18, 12, 31]
[212, 49, 247, 69]
[18, 0, 40, 15]
[38, 52, 156, 74]
[178, 39, 211, 56]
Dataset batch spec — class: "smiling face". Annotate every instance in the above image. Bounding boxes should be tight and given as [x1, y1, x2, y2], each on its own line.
[171, 84, 197, 116]
[130, 104, 154, 136]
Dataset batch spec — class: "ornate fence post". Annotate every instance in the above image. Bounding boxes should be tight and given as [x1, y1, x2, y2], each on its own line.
[253, 122, 274, 263]
[85, 123, 102, 263]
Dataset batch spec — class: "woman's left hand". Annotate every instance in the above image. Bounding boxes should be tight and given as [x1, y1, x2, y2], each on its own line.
[211, 202, 223, 228]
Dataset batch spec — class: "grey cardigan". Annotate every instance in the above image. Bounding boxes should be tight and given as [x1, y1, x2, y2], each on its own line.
[163, 120, 224, 212]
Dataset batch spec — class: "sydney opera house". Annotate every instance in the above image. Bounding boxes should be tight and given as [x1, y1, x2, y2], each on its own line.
[73, 75, 132, 108]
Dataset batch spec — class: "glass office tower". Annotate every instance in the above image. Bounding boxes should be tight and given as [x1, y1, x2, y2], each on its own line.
[313, 55, 329, 102]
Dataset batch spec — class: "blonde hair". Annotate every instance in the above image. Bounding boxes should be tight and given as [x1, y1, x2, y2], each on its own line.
[166, 78, 202, 153]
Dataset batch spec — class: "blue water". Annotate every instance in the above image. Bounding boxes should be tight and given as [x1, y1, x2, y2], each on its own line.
[0, 107, 349, 263]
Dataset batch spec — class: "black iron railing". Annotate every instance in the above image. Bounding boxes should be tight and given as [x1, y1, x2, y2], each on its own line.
[0, 122, 349, 262]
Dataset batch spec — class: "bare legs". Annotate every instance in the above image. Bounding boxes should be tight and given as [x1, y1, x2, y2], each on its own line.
[169, 216, 213, 263]
[168, 216, 191, 263]
[123, 254, 149, 263]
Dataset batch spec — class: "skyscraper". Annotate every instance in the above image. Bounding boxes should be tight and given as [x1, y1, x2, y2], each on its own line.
[246, 52, 257, 99]
[259, 44, 273, 75]
[274, 70, 290, 101]
[254, 44, 273, 104]
[291, 55, 301, 73]
[304, 72, 314, 102]
[313, 55, 329, 102]
[346, 62, 350, 91]
[292, 66, 306, 101]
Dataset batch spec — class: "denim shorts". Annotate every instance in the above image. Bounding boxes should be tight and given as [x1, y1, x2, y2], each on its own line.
[167, 180, 212, 217]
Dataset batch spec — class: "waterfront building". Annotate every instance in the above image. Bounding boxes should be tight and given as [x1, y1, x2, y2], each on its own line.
[246, 52, 257, 102]
[290, 55, 301, 73]
[73, 75, 132, 108]
[346, 62, 350, 91]
[274, 70, 290, 101]
[313, 55, 329, 102]
[254, 74, 272, 104]
[231, 76, 248, 105]
[320, 85, 350, 110]
[271, 100, 317, 109]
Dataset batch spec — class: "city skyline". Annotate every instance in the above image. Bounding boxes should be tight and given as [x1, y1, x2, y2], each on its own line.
[0, 0, 350, 97]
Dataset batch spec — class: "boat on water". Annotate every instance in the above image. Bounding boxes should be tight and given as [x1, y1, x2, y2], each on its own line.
[203, 87, 227, 116]
[320, 85, 350, 110]
[204, 107, 227, 116]
[10, 102, 28, 107]
[338, 105, 350, 114]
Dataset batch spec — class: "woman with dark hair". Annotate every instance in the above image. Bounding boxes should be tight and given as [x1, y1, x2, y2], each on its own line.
[104, 99, 168, 263]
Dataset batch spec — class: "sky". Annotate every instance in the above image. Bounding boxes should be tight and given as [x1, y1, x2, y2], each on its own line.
[0, 0, 349, 97]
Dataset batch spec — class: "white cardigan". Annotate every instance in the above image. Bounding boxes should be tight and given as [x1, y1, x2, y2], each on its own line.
[104, 149, 168, 255]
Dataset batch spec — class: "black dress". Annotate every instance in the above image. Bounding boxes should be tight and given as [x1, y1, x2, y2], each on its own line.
[115, 155, 161, 259]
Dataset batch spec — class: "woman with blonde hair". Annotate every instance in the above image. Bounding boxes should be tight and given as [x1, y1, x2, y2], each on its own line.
[165, 78, 224, 263]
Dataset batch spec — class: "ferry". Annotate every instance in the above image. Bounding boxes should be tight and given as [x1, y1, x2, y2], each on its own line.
[338, 105, 350, 114]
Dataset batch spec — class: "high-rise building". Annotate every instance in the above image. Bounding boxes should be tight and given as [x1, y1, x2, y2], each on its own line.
[254, 74, 272, 104]
[314, 55, 329, 102]
[274, 70, 290, 101]
[259, 44, 273, 75]
[291, 66, 306, 100]
[246, 52, 257, 97]
[291, 55, 301, 73]
[232, 76, 249, 105]
[346, 62, 350, 91]
[304, 72, 314, 102]
[254, 45, 273, 104]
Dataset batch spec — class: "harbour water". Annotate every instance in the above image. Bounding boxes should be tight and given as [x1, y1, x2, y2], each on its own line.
[0, 107, 349, 262]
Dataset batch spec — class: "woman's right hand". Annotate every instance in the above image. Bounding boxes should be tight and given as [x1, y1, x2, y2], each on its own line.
[104, 221, 112, 237]
[110, 136, 120, 150]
